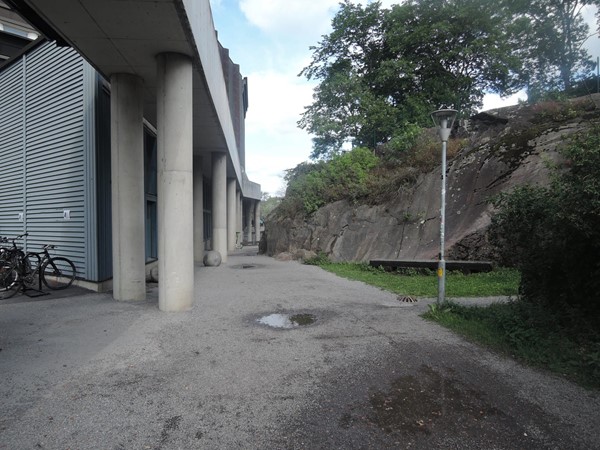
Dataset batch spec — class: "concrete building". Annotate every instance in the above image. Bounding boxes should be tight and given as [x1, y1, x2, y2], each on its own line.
[0, 0, 261, 311]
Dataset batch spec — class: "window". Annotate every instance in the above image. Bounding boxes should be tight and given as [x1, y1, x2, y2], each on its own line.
[144, 130, 157, 260]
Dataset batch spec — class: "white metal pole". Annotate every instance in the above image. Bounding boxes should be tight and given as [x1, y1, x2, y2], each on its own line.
[437, 128, 447, 305]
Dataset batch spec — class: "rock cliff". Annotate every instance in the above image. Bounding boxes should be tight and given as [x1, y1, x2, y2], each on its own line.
[265, 96, 600, 262]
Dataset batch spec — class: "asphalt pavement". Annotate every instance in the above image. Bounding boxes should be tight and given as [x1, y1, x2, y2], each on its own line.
[1, 247, 598, 449]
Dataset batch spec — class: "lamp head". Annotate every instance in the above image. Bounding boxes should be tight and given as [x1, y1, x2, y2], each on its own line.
[431, 108, 458, 142]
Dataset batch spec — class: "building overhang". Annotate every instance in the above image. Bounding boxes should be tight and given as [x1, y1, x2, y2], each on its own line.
[6, 0, 246, 185]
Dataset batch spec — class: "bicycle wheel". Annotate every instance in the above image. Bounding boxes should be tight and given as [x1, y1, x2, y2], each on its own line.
[41, 257, 76, 290]
[0, 264, 19, 299]
[22, 254, 37, 289]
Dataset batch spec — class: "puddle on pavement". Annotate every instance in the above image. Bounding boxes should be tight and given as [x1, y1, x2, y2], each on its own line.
[257, 313, 317, 329]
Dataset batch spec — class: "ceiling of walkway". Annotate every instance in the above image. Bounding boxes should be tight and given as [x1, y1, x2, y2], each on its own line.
[10, 0, 228, 152]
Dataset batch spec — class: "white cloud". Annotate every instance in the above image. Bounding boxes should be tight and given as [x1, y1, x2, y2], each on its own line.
[239, 0, 338, 38]
[245, 68, 314, 135]
[239, 0, 400, 40]
[481, 91, 527, 112]
[243, 66, 316, 194]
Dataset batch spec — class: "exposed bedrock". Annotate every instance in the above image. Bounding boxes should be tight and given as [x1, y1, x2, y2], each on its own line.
[265, 97, 600, 262]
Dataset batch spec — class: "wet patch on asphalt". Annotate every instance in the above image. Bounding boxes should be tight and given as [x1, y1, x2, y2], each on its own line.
[346, 365, 502, 435]
[257, 312, 318, 329]
[272, 345, 570, 450]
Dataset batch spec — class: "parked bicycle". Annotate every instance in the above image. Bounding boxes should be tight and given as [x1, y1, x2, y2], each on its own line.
[0, 233, 76, 299]
[0, 234, 26, 298]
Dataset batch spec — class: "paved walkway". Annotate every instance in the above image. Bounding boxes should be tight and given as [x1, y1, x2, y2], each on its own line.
[1, 249, 598, 449]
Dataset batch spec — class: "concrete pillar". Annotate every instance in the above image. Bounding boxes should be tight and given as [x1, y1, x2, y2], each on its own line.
[236, 189, 242, 240]
[110, 73, 145, 301]
[212, 152, 227, 263]
[227, 178, 237, 252]
[254, 200, 261, 244]
[193, 156, 204, 264]
[157, 52, 194, 312]
[245, 200, 253, 244]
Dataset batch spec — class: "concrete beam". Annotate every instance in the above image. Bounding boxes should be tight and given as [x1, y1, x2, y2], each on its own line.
[157, 53, 194, 312]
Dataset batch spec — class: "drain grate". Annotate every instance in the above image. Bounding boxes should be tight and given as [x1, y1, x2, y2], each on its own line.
[397, 295, 418, 303]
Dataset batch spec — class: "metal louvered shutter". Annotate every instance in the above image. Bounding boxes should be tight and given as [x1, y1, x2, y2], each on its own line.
[0, 59, 25, 238]
[24, 43, 87, 278]
[0, 41, 93, 280]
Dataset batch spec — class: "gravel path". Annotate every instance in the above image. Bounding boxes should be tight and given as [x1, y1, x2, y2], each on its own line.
[1, 250, 598, 449]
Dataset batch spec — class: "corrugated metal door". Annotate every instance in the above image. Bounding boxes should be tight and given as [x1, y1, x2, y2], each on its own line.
[0, 42, 90, 279]
[24, 43, 86, 276]
[0, 58, 25, 238]
[24, 43, 87, 277]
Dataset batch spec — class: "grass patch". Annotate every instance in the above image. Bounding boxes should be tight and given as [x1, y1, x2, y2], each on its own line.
[423, 301, 600, 389]
[314, 262, 519, 297]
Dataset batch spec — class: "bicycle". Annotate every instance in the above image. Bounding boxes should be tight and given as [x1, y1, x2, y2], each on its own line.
[0, 234, 26, 299]
[0, 234, 76, 299]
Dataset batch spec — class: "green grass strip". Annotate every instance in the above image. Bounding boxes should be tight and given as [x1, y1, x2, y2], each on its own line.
[317, 262, 519, 297]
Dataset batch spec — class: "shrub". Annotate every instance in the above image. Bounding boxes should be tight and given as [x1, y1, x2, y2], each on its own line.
[303, 252, 330, 266]
[489, 125, 600, 327]
[277, 147, 379, 216]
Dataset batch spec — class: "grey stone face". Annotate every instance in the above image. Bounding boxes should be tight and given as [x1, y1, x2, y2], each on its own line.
[265, 99, 596, 262]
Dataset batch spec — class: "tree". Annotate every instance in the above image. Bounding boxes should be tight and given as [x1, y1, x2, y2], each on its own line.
[299, 0, 523, 159]
[510, 0, 600, 98]
[260, 193, 283, 219]
[300, 0, 600, 159]
[299, 1, 388, 158]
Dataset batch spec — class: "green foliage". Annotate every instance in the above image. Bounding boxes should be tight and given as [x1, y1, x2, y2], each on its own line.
[381, 123, 422, 161]
[489, 125, 600, 321]
[426, 302, 454, 320]
[303, 252, 330, 266]
[423, 300, 600, 388]
[277, 147, 379, 216]
[299, 0, 524, 158]
[260, 194, 283, 220]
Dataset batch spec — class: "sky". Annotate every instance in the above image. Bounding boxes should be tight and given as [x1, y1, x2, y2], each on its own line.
[209, 0, 600, 196]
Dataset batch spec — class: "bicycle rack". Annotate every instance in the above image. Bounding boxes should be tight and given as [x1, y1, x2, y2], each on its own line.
[22, 275, 47, 298]
[22, 253, 48, 298]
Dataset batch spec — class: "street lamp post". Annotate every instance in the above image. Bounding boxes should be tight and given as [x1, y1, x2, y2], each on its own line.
[431, 108, 458, 305]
